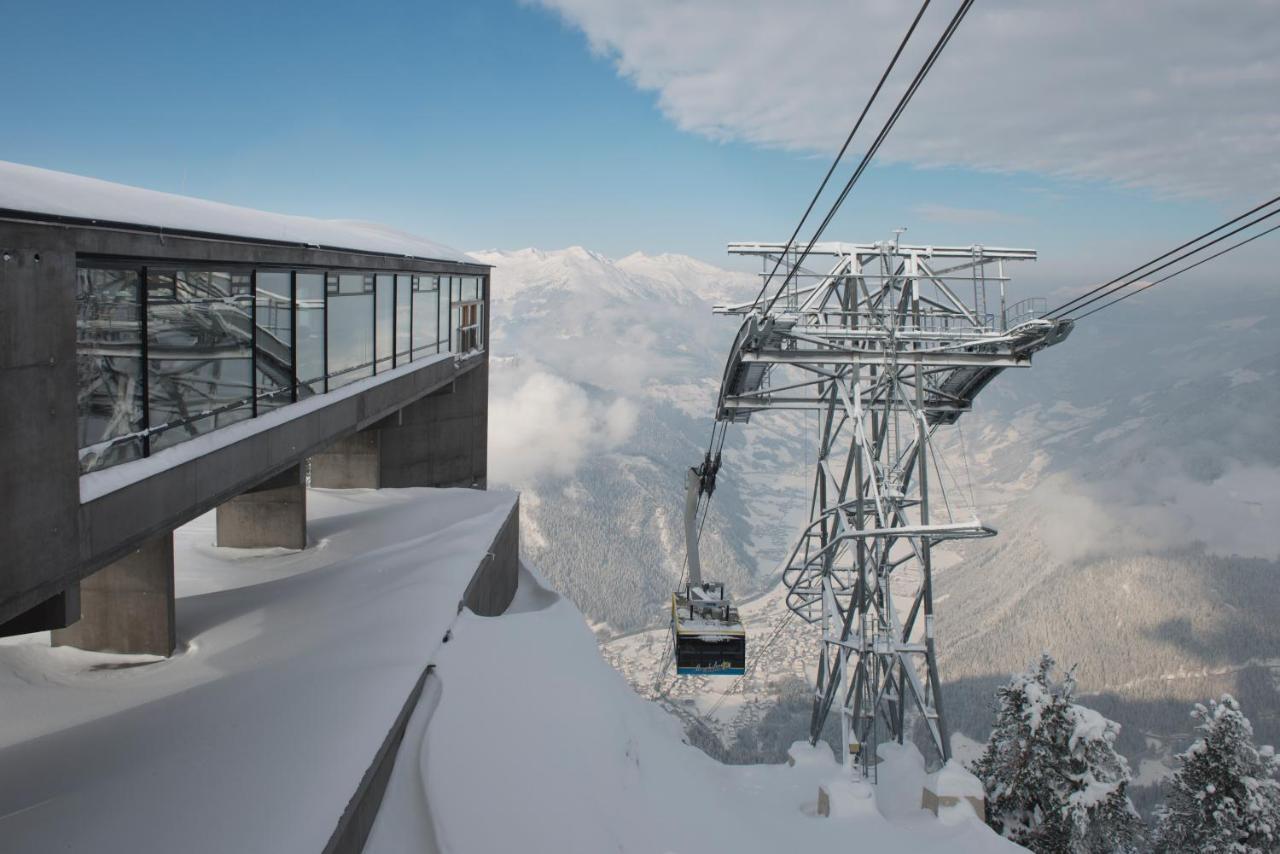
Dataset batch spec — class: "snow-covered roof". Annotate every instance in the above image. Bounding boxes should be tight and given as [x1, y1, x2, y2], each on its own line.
[0, 160, 480, 266]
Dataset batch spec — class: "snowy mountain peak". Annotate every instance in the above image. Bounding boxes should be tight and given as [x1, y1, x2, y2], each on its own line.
[469, 246, 756, 304]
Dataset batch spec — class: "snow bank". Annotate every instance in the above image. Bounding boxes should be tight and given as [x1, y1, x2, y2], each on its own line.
[0, 160, 473, 264]
[0, 487, 516, 854]
[372, 564, 1018, 853]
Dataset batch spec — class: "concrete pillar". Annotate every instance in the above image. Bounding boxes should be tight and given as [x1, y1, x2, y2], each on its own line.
[52, 532, 175, 656]
[377, 363, 488, 489]
[310, 431, 381, 488]
[216, 464, 307, 549]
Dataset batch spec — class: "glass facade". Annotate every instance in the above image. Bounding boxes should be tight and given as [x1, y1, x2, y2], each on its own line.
[75, 261, 486, 474]
[255, 271, 293, 412]
[146, 270, 254, 453]
[412, 275, 441, 359]
[375, 274, 394, 374]
[395, 275, 412, 365]
[296, 273, 326, 398]
[76, 267, 146, 473]
[439, 275, 453, 354]
[326, 273, 374, 389]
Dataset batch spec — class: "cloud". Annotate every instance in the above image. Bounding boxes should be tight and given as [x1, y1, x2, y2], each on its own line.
[1033, 465, 1280, 563]
[913, 203, 1026, 226]
[533, 0, 1280, 200]
[489, 367, 638, 483]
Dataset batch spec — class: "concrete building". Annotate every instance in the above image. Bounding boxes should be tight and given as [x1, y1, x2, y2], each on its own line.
[0, 161, 497, 656]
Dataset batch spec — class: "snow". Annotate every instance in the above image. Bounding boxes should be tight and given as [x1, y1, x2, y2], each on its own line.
[930, 760, 987, 799]
[0, 160, 474, 264]
[367, 562, 1018, 853]
[0, 487, 517, 853]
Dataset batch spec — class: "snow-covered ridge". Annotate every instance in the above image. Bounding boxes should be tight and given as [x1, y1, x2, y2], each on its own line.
[0, 160, 474, 264]
[469, 246, 756, 303]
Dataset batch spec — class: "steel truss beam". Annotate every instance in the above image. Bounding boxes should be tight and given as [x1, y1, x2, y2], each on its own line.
[714, 240, 1071, 777]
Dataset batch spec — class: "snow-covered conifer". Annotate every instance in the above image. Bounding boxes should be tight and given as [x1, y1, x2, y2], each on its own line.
[1153, 694, 1280, 853]
[973, 652, 1144, 852]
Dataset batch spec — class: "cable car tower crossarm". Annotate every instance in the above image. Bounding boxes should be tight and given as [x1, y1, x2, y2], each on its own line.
[714, 239, 1072, 777]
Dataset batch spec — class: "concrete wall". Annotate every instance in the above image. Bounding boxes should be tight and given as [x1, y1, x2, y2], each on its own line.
[0, 225, 83, 631]
[311, 431, 382, 489]
[378, 362, 489, 490]
[310, 363, 490, 492]
[462, 496, 520, 616]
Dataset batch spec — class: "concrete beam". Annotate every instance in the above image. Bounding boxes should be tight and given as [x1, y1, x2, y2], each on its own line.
[52, 532, 175, 656]
[0, 586, 80, 637]
[216, 464, 307, 549]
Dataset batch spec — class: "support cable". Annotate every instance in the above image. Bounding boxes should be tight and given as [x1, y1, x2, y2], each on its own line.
[748, 0, 936, 310]
[1073, 220, 1280, 321]
[1047, 195, 1280, 318]
[762, 0, 977, 316]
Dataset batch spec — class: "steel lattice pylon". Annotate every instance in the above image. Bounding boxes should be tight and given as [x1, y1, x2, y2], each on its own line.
[713, 238, 1072, 776]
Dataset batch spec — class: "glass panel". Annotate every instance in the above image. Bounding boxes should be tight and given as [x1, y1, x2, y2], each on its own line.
[147, 269, 253, 452]
[296, 273, 326, 398]
[395, 275, 411, 365]
[327, 273, 374, 388]
[255, 271, 293, 411]
[76, 267, 145, 473]
[460, 276, 479, 302]
[439, 275, 453, 353]
[413, 277, 439, 359]
[375, 274, 394, 374]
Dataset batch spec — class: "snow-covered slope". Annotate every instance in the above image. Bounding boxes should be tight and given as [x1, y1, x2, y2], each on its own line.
[366, 564, 1017, 854]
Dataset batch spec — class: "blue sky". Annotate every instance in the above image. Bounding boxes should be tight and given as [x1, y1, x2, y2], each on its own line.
[0, 0, 1260, 278]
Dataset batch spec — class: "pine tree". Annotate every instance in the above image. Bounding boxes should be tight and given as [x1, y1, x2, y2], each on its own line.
[972, 652, 1144, 853]
[1153, 695, 1280, 853]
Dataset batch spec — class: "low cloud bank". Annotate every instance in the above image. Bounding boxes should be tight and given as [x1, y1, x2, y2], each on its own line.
[489, 365, 638, 484]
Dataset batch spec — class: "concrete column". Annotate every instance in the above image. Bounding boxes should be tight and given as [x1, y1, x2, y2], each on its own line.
[52, 532, 175, 656]
[377, 363, 488, 489]
[216, 464, 307, 549]
[310, 431, 381, 488]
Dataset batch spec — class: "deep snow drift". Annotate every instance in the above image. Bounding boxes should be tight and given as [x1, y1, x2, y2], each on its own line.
[367, 564, 1017, 853]
[0, 488, 517, 854]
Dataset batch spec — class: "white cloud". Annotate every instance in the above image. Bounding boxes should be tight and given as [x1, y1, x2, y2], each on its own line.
[1033, 465, 1280, 563]
[913, 203, 1025, 226]
[489, 368, 638, 483]
[533, 0, 1280, 199]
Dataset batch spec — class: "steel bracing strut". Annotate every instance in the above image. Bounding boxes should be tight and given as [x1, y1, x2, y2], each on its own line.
[712, 239, 1071, 775]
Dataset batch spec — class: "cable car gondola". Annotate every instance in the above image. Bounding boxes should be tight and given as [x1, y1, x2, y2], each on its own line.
[671, 452, 746, 676]
[672, 581, 745, 675]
